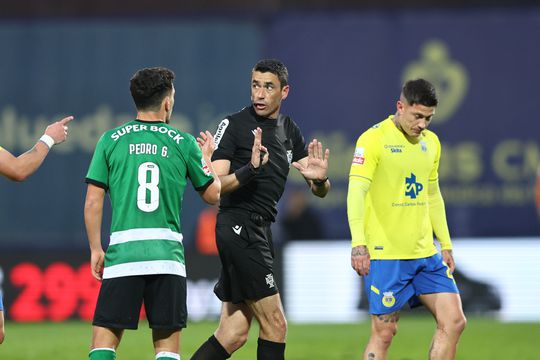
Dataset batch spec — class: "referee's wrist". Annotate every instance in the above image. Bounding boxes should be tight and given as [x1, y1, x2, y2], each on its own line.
[312, 177, 328, 186]
[235, 162, 259, 185]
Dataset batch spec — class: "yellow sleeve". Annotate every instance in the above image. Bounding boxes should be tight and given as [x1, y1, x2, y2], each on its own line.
[429, 132, 441, 182]
[429, 180, 452, 250]
[347, 179, 370, 247]
[349, 129, 381, 181]
[348, 130, 380, 248]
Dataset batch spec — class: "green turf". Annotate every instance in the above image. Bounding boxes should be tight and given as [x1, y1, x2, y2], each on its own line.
[0, 317, 538, 359]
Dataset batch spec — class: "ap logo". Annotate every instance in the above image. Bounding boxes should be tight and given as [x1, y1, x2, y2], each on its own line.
[405, 173, 423, 199]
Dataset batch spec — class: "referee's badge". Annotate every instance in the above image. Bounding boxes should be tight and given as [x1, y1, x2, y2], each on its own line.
[382, 291, 396, 308]
[420, 141, 427, 152]
[265, 274, 275, 288]
[286, 150, 293, 167]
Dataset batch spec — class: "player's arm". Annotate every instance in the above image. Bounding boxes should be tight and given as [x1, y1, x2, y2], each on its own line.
[292, 139, 330, 198]
[0, 116, 73, 181]
[212, 127, 268, 195]
[196, 131, 221, 205]
[348, 178, 371, 276]
[428, 179, 455, 272]
[84, 183, 106, 281]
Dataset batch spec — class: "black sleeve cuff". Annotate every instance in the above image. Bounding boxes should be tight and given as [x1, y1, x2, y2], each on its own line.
[85, 178, 109, 191]
[194, 177, 214, 192]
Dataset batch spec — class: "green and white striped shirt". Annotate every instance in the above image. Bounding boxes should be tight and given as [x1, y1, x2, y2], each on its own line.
[86, 120, 213, 279]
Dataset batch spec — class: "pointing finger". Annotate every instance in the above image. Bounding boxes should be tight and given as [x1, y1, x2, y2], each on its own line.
[59, 116, 74, 125]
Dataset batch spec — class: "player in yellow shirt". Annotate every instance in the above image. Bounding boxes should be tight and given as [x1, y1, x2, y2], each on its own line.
[347, 79, 466, 360]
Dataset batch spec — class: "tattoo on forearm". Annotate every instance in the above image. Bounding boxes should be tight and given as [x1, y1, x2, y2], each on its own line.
[352, 246, 368, 256]
[368, 353, 376, 359]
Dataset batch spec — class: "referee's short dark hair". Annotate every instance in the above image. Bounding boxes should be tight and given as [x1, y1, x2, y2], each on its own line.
[130, 67, 175, 111]
[402, 79, 438, 107]
[253, 59, 289, 88]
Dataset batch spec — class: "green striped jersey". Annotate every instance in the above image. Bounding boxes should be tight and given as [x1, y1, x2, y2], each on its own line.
[86, 120, 214, 279]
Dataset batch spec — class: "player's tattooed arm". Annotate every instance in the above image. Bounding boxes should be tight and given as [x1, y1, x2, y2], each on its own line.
[352, 245, 369, 256]
[351, 245, 370, 276]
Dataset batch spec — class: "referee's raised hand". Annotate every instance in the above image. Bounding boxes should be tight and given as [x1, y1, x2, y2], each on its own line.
[251, 127, 269, 169]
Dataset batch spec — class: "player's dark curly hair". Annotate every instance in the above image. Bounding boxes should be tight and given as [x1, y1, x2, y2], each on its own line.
[402, 79, 438, 107]
[130, 67, 175, 111]
[253, 59, 289, 88]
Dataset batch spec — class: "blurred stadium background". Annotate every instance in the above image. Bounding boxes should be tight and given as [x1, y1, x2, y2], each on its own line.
[1, 0, 540, 359]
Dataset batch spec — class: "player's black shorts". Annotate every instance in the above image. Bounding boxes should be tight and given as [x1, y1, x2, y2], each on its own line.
[214, 209, 279, 303]
[93, 274, 187, 330]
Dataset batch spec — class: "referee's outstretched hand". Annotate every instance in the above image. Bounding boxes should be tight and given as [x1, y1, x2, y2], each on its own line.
[292, 139, 330, 181]
[251, 127, 269, 169]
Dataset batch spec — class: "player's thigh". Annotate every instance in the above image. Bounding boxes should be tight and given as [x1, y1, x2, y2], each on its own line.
[419, 292, 466, 326]
[216, 301, 253, 339]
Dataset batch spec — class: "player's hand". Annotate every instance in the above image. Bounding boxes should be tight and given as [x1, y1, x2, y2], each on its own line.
[44, 116, 74, 145]
[441, 249, 455, 274]
[351, 245, 370, 276]
[292, 139, 330, 182]
[91, 249, 105, 281]
[197, 130, 216, 159]
[251, 127, 269, 169]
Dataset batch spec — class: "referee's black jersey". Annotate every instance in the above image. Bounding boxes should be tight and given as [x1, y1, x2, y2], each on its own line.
[212, 106, 308, 222]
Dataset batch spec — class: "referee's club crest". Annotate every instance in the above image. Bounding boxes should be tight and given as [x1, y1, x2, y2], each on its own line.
[382, 291, 396, 308]
[265, 274, 275, 288]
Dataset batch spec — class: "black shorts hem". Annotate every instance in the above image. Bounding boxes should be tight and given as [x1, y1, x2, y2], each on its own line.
[149, 323, 187, 330]
[92, 321, 138, 330]
[215, 286, 279, 304]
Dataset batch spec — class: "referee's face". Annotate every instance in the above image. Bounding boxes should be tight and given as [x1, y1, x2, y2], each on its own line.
[251, 71, 289, 119]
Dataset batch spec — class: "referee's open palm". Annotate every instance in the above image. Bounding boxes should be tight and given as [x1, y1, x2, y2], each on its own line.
[293, 139, 330, 181]
[251, 127, 269, 169]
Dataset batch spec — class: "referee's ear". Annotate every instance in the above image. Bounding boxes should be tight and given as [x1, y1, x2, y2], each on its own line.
[281, 84, 290, 101]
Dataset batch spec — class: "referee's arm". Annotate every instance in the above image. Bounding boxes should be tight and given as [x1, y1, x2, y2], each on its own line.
[212, 159, 242, 195]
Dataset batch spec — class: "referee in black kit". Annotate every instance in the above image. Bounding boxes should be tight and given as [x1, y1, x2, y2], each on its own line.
[191, 59, 330, 360]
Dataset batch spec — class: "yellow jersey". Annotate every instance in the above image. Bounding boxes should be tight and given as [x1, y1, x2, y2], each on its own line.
[349, 115, 441, 260]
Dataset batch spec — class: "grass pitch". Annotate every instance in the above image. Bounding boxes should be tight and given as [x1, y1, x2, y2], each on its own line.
[0, 317, 538, 359]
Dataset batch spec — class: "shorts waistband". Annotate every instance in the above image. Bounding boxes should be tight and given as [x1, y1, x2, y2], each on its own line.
[220, 208, 272, 226]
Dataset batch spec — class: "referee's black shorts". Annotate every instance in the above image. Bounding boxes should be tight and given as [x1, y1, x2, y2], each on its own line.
[214, 209, 278, 304]
[93, 274, 187, 330]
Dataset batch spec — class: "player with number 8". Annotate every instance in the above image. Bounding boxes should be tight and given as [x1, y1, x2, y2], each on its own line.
[84, 67, 221, 360]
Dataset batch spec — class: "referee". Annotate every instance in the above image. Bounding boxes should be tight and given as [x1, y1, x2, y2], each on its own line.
[191, 59, 330, 360]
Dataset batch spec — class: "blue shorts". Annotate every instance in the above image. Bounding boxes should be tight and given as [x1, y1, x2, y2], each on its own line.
[0, 294, 3, 312]
[364, 253, 459, 315]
